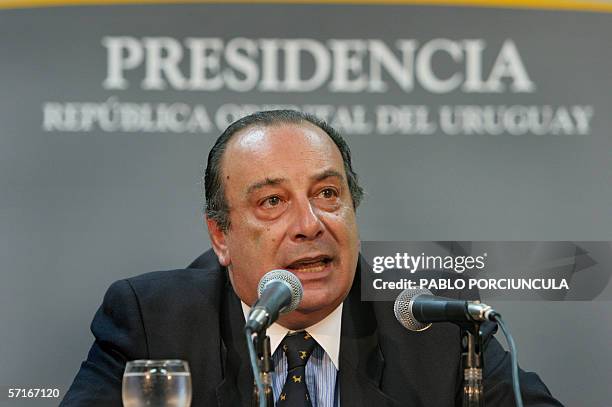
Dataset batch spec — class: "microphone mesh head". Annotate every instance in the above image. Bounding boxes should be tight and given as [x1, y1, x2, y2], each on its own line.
[394, 288, 433, 332]
[257, 269, 303, 313]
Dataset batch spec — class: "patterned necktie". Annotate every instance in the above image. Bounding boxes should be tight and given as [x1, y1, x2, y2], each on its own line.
[277, 331, 317, 406]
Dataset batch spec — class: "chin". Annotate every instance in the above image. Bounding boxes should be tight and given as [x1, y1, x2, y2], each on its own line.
[296, 290, 340, 314]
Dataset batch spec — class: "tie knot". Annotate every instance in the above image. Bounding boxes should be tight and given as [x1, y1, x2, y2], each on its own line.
[280, 331, 317, 369]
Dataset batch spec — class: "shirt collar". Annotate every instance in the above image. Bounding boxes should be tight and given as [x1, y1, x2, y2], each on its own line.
[241, 301, 343, 369]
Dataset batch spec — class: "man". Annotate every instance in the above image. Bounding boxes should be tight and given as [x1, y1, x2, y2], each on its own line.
[61, 110, 562, 406]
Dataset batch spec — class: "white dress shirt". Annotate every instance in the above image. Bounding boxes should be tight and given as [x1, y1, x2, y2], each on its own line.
[241, 302, 342, 406]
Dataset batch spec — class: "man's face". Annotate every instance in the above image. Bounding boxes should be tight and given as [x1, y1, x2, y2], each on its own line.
[208, 122, 360, 329]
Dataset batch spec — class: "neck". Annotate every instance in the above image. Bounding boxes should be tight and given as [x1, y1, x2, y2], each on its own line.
[275, 304, 339, 331]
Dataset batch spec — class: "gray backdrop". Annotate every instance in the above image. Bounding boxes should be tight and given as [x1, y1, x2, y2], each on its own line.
[1, 3, 611, 406]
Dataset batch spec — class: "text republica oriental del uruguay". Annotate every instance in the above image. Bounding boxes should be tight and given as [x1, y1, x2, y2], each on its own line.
[42, 37, 593, 136]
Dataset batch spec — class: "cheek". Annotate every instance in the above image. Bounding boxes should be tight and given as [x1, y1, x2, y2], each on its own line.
[244, 211, 291, 243]
[227, 217, 285, 264]
[326, 206, 359, 241]
[229, 213, 266, 248]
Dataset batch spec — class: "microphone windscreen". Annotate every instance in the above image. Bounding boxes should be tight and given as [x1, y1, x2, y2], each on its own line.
[257, 269, 303, 313]
[394, 288, 433, 332]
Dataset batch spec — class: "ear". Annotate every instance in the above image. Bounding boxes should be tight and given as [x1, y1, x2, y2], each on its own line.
[206, 216, 231, 267]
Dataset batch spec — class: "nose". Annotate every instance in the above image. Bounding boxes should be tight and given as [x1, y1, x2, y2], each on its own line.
[289, 197, 324, 242]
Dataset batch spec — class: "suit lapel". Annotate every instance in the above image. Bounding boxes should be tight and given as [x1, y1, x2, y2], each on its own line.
[339, 259, 404, 407]
[215, 280, 254, 407]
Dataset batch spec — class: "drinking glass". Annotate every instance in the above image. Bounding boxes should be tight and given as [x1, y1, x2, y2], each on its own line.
[122, 359, 192, 407]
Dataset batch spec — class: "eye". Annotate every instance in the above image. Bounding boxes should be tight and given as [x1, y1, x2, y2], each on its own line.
[260, 195, 282, 209]
[319, 188, 339, 199]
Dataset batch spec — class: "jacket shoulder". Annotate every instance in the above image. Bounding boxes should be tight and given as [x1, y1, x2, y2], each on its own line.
[125, 249, 227, 302]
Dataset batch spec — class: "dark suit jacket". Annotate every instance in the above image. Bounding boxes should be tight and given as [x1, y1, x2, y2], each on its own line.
[61, 249, 563, 406]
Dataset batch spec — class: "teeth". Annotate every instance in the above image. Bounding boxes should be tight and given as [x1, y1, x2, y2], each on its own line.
[290, 261, 327, 272]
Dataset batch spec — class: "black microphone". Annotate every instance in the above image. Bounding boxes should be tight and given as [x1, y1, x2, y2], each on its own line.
[394, 288, 499, 331]
[245, 269, 303, 333]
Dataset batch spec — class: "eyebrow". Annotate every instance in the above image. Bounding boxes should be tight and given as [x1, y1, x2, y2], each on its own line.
[245, 169, 345, 196]
[312, 169, 345, 183]
[246, 177, 286, 195]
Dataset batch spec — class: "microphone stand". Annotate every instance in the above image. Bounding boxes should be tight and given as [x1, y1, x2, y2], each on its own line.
[251, 332, 274, 407]
[461, 321, 485, 407]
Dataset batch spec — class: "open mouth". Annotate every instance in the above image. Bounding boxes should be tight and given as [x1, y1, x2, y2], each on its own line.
[286, 255, 333, 273]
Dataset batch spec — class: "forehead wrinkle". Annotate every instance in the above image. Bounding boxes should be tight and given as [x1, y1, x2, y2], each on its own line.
[222, 122, 346, 201]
